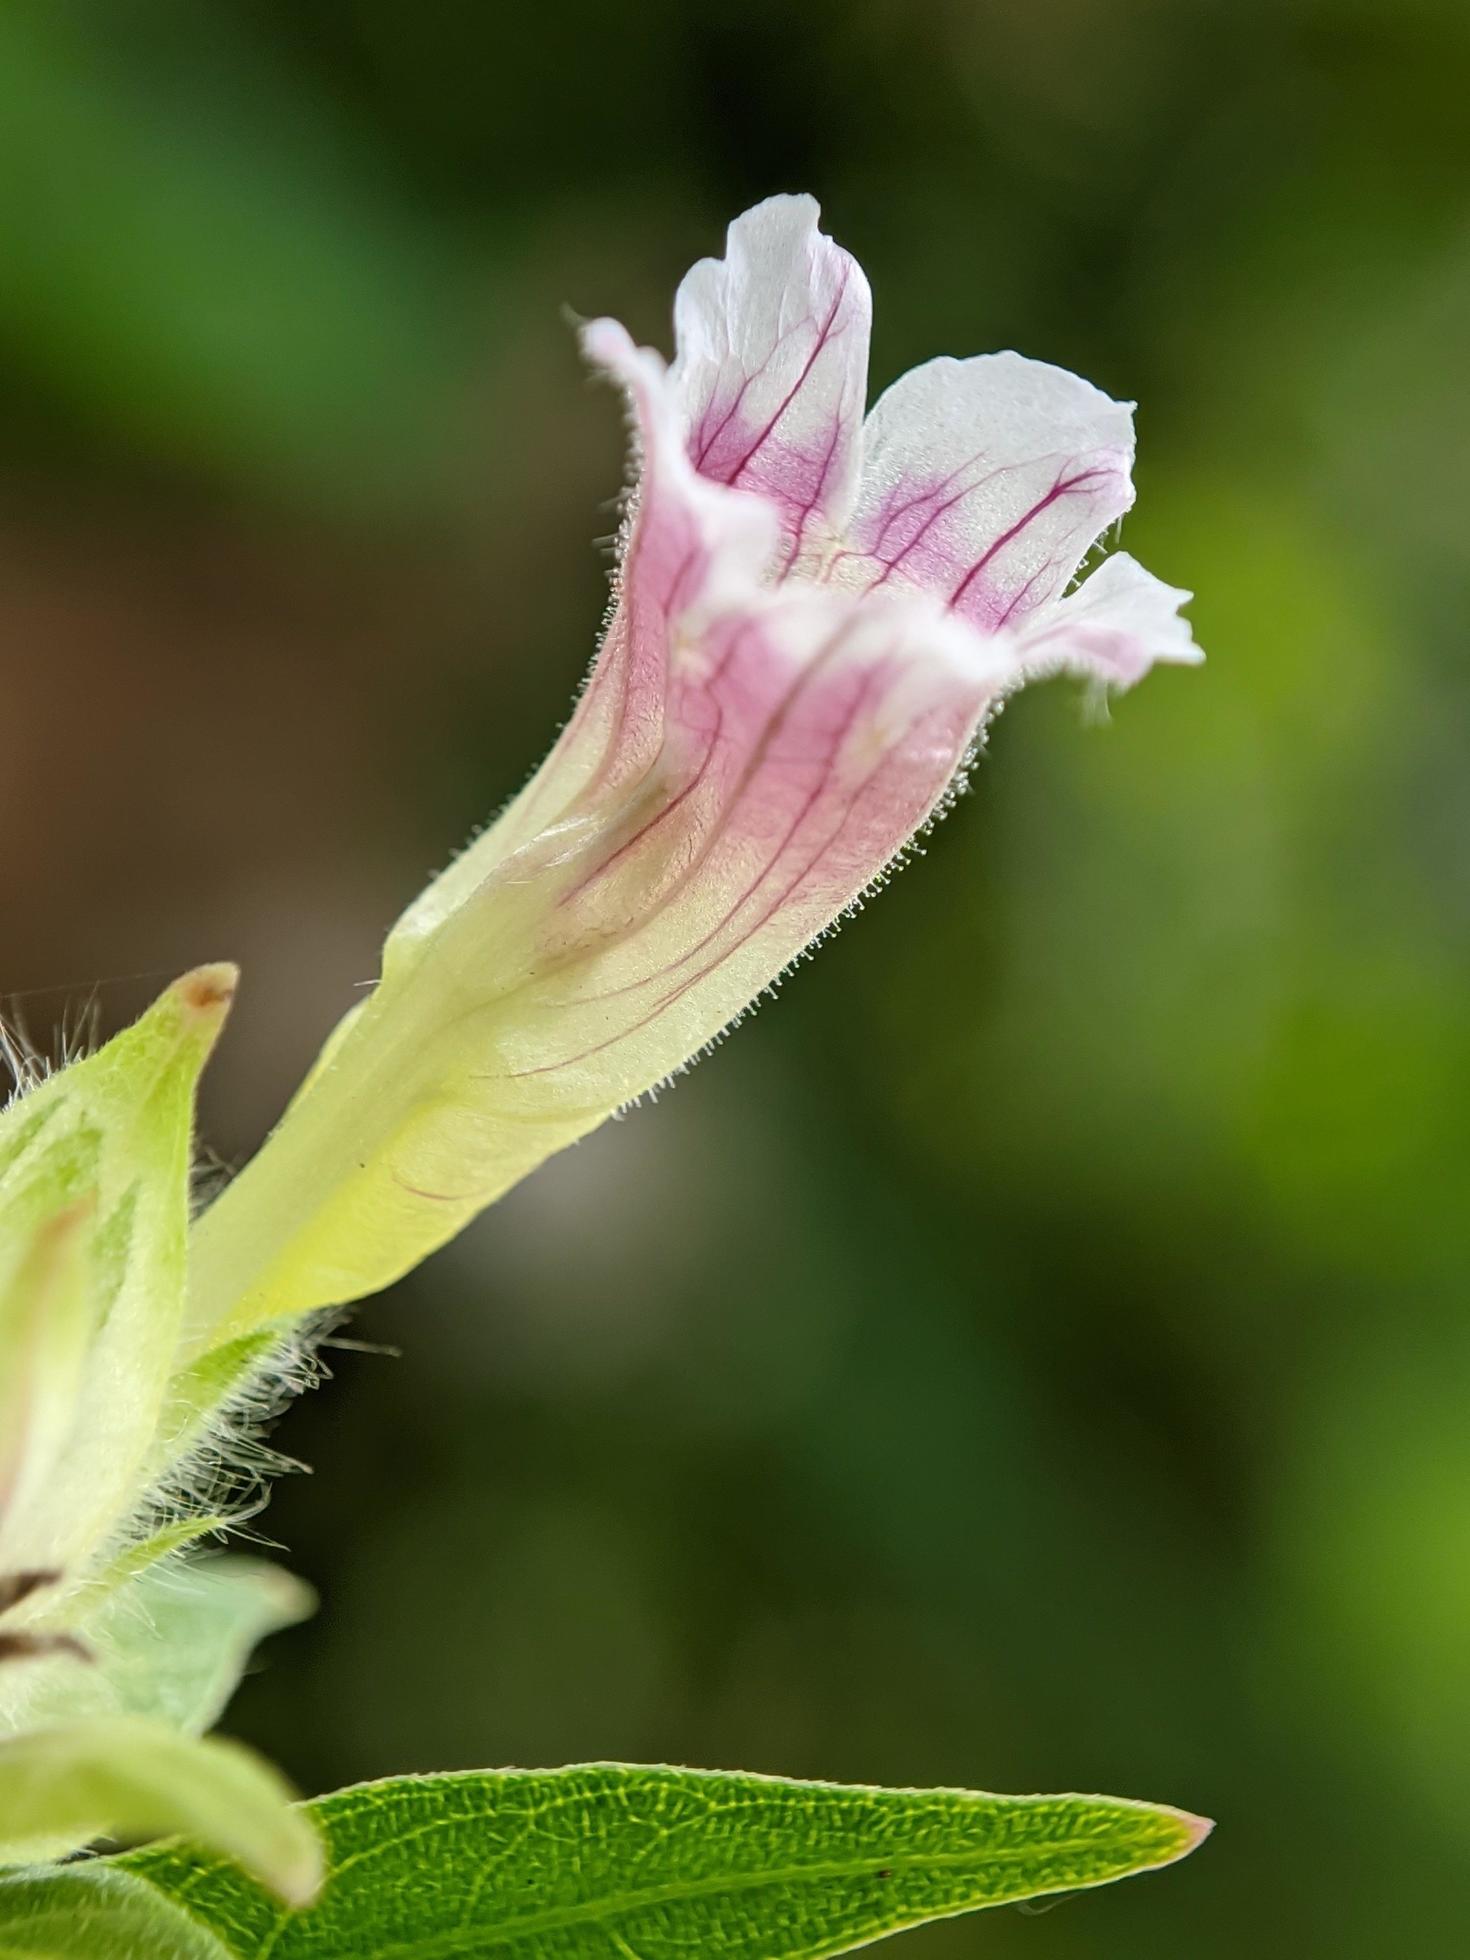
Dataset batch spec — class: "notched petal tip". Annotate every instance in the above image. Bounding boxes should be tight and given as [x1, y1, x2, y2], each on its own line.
[1014, 550, 1202, 690]
[671, 193, 873, 562]
[713, 190, 831, 273]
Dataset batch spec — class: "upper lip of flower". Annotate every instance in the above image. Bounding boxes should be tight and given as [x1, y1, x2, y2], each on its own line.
[545, 197, 1198, 914]
[432, 195, 1204, 1058]
[588, 194, 1156, 635]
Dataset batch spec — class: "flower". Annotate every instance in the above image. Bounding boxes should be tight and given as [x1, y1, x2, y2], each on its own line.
[183, 195, 1200, 1349]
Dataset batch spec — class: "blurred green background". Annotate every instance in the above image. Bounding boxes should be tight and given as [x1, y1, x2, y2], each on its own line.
[3, 1, 1468, 1951]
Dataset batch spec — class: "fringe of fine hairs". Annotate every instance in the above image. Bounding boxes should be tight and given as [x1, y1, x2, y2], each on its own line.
[1, 985, 346, 1577]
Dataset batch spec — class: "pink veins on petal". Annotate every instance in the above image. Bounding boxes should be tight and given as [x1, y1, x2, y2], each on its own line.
[432, 192, 1199, 1101]
[946, 460, 1128, 622]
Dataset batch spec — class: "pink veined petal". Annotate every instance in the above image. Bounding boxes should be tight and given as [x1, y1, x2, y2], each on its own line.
[671, 193, 873, 578]
[1014, 551, 1202, 687]
[494, 587, 1015, 1094]
[386, 317, 780, 963]
[830, 351, 1136, 631]
[394, 206, 1195, 1081]
[568, 319, 779, 800]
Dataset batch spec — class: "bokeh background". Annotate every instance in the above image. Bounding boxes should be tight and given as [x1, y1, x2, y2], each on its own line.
[4, 2, 1468, 1952]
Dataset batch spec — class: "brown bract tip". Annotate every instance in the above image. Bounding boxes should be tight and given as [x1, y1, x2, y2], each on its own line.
[173, 962, 241, 1018]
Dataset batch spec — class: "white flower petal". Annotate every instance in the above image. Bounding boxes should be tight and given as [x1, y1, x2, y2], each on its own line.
[672, 194, 872, 575]
[385, 317, 778, 965]
[1016, 551, 1202, 686]
[832, 351, 1136, 629]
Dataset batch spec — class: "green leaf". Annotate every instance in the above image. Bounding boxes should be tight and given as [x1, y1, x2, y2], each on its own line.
[83, 1763, 1208, 1958]
[12, 1555, 313, 1738]
[0, 1864, 228, 1959]
[0, 1717, 321, 1907]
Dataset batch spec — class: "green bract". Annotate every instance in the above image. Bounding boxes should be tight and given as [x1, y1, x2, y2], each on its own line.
[12, 1555, 313, 1738]
[0, 970, 316, 1900]
[0, 1718, 320, 1906]
[0, 966, 235, 1592]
